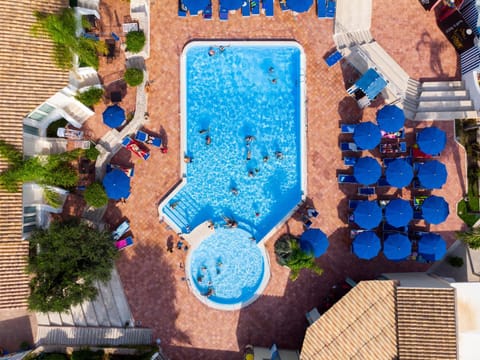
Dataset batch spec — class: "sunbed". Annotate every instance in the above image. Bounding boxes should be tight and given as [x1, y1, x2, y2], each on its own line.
[348, 199, 360, 209]
[263, 0, 273, 16]
[241, 1, 250, 16]
[279, 0, 289, 11]
[204, 1, 213, 19]
[57, 127, 84, 139]
[317, 0, 326, 17]
[112, 220, 130, 241]
[325, 51, 342, 67]
[135, 130, 162, 147]
[381, 129, 405, 139]
[251, 0, 260, 15]
[379, 141, 407, 154]
[340, 142, 362, 152]
[219, 6, 229, 20]
[115, 236, 134, 250]
[107, 163, 134, 178]
[338, 174, 357, 184]
[178, 0, 187, 16]
[343, 156, 357, 166]
[358, 187, 375, 196]
[122, 137, 151, 160]
[325, 0, 336, 18]
[383, 157, 412, 166]
[383, 222, 407, 234]
[340, 124, 356, 134]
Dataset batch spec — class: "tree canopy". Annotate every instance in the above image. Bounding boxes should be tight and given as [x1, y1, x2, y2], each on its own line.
[274, 234, 323, 281]
[0, 140, 80, 192]
[27, 219, 118, 312]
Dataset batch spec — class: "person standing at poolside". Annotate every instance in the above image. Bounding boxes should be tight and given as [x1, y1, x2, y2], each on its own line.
[206, 135, 211, 145]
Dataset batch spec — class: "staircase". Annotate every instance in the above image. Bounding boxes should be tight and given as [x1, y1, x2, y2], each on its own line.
[162, 191, 203, 233]
[36, 326, 152, 346]
[76, 0, 100, 13]
[61, 100, 95, 128]
[70, 68, 101, 91]
[403, 80, 478, 121]
[333, 30, 373, 50]
[0, 242, 29, 309]
[35, 268, 150, 346]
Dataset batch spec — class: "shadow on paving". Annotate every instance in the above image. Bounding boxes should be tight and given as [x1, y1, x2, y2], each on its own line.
[0, 312, 34, 353]
[115, 242, 191, 352]
[161, 347, 240, 360]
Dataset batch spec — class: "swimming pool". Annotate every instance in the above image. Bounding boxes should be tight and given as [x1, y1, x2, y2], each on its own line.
[159, 41, 306, 309]
[187, 227, 269, 310]
[161, 41, 306, 241]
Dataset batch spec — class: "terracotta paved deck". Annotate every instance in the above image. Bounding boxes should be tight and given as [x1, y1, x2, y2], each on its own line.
[98, 1, 466, 359]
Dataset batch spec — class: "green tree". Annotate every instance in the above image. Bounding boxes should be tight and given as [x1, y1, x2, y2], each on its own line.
[0, 144, 80, 192]
[125, 31, 146, 53]
[274, 234, 323, 281]
[31, 9, 103, 70]
[27, 219, 118, 312]
[457, 227, 480, 249]
[75, 87, 104, 107]
[124, 68, 144, 87]
[84, 182, 108, 208]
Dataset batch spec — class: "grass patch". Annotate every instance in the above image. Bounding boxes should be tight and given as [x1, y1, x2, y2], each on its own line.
[458, 200, 480, 227]
[46, 118, 68, 138]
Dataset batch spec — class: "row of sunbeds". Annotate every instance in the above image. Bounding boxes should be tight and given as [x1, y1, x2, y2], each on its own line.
[179, 0, 335, 19]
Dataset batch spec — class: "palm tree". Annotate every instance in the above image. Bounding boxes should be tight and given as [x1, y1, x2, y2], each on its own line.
[457, 227, 480, 249]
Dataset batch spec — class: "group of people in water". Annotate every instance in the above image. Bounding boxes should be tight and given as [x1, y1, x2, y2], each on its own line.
[197, 260, 224, 298]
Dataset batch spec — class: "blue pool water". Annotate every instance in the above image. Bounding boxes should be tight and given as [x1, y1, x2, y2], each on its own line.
[163, 43, 304, 241]
[189, 227, 265, 306]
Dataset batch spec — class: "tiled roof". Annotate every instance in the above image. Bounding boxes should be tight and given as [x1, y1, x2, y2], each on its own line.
[396, 287, 457, 360]
[0, 0, 69, 308]
[301, 281, 458, 360]
[301, 280, 398, 360]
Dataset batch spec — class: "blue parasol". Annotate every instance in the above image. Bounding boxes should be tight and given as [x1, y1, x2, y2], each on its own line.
[385, 199, 413, 228]
[385, 158, 413, 188]
[353, 201, 382, 230]
[383, 233, 411, 261]
[103, 104, 126, 128]
[353, 157, 382, 185]
[418, 233, 447, 261]
[421, 195, 449, 224]
[353, 121, 381, 150]
[300, 228, 329, 257]
[183, 0, 210, 13]
[352, 231, 381, 260]
[286, 0, 313, 12]
[417, 126, 447, 155]
[220, 0, 244, 10]
[376, 105, 405, 133]
[417, 160, 447, 189]
[102, 169, 131, 200]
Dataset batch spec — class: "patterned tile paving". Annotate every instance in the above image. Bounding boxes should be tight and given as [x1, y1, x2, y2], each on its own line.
[93, 1, 467, 359]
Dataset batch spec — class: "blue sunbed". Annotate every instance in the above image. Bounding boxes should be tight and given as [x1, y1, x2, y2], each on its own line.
[317, 0, 326, 17]
[241, 0, 250, 16]
[348, 199, 361, 209]
[383, 157, 412, 166]
[383, 222, 407, 234]
[251, 0, 260, 15]
[112, 220, 130, 241]
[338, 174, 357, 184]
[111, 32, 120, 41]
[325, 51, 342, 67]
[204, 1, 212, 19]
[376, 176, 389, 187]
[83, 33, 99, 41]
[279, 0, 289, 11]
[340, 124, 356, 134]
[343, 156, 357, 166]
[179, 0, 187, 16]
[325, 0, 336, 18]
[358, 187, 375, 196]
[219, 6, 229, 20]
[135, 130, 161, 147]
[263, 0, 274, 16]
[340, 142, 361, 152]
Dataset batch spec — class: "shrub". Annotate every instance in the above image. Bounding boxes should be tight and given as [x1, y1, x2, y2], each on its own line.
[125, 31, 146, 53]
[84, 146, 100, 161]
[447, 256, 464, 268]
[457, 227, 480, 249]
[84, 182, 108, 208]
[124, 68, 144, 87]
[43, 187, 63, 208]
[71, 349, 103, 360]
[75, 87, 104, 107]
[274, 234, 294, 266]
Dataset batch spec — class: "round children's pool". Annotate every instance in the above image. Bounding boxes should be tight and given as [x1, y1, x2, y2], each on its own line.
[187, 227, 270, 310]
